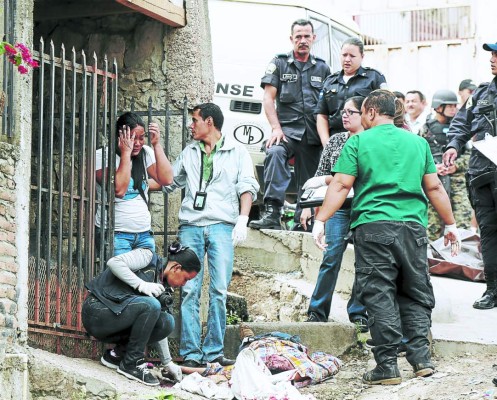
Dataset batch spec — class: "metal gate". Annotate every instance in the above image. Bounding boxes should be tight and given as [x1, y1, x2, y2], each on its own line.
[27, 38, 188, 359]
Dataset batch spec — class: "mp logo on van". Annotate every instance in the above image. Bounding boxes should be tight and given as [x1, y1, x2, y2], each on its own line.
[233, 123, 264, 145]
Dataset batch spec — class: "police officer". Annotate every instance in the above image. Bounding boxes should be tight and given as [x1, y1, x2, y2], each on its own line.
[315, 37, 387, 140]
[443, 41, 497, 310]
[249, 19, 330, 230]
[420, 90, 459, 240]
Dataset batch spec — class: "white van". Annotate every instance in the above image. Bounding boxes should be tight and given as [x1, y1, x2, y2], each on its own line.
[208, 0, 360, 199]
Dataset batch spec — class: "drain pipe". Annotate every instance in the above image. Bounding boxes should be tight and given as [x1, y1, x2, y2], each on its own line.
[5, 353, 29, 400]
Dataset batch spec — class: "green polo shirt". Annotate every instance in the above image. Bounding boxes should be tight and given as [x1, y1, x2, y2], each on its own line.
[333, 123, 437, 228]
[199, 138, 224, 186]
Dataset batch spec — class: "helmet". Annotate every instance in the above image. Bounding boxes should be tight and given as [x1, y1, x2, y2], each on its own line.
[431, 90, 458, 109]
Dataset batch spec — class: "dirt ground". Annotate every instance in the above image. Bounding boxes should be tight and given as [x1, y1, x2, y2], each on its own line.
[228, 270, 497, 400]
[299, 344, 497, 400]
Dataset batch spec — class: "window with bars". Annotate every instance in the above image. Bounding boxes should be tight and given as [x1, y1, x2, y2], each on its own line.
[353, 6, 471, 46]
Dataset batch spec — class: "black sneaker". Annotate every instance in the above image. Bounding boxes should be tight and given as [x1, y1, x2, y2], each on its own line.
[117, 359, 159, 386]
[101, 349, 122, 370]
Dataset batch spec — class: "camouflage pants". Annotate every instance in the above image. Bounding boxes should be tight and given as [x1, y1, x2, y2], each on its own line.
[427, 153, 472, 241]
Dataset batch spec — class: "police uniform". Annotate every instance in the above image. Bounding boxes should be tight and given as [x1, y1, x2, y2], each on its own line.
[316, 66, 386, 134]
[420, 119, 472, 240]
[446, 76, 497, 308]
[259, 52, 330, 207]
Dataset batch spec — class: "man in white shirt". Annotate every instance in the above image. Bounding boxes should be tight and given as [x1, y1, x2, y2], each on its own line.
[405, 90, 430, 134]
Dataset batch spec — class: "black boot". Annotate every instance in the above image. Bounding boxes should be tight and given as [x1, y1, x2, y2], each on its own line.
[248, 201, 282, 230]
[362, 360, 401, 385]
[473, 281, 497, 309]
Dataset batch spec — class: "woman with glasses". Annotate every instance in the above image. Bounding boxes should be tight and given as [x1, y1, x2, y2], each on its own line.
[82, 242, 200, 386]
[301, 96, 368, 331]
[95, 112, 174, 257]
[315, 37, 387, 140]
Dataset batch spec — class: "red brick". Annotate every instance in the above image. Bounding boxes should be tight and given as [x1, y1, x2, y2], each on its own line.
[0, 191, 15, 202]
[0, 217, 15, 233]
[0, 259, 18, 273]
[0, 270, 16, 286]
[0, 241, 16, 257]
[0, 230, 15, 243]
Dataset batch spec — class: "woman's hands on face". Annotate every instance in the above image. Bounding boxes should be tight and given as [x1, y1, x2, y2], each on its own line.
[149, 122, 161, 147]
[118, 125, 135, 156]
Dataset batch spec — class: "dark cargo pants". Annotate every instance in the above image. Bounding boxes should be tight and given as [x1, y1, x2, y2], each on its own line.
[353, 221, 435, 367]
[467, 177, 497, 281]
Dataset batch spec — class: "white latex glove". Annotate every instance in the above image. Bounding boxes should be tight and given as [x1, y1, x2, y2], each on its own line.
[302, 175, 327, 190]
[232, 215, 249, 246]
[137, 281, 165, 297]
[162, 361, 183, 382]
[443, 223, 461, 257]
[312, 220, 327, 251]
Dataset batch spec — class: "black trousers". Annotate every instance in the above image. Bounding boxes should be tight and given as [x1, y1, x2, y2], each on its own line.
[263, 134, 321, 221]
[82, 294, 174, 366]
[354, 221, 435, 366]
[468, 179, 497, 281]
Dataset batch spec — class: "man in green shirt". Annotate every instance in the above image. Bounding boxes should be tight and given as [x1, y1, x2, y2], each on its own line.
[312, 90, 461, 385]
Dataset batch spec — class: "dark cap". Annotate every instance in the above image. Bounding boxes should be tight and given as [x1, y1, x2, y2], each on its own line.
[483, 42, 497, 51]
[458, 79, 477, 91]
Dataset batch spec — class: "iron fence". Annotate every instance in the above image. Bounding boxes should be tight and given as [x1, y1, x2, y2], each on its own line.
[27, 37, 189, 360]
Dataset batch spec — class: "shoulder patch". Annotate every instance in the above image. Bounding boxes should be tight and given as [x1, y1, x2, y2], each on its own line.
[276, 53, 288, 58]
[265, 62, 277, 75]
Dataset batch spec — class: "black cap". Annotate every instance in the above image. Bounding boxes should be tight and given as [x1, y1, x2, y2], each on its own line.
[483, 42, 497, 51]
[458, 79, 477, 91]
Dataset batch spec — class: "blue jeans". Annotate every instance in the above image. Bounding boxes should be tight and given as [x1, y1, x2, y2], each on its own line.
[308, 209, 367, 321]
[178, 223, 234, 363]
[114, 230, 155, 256]
[82, 295, 174, 367]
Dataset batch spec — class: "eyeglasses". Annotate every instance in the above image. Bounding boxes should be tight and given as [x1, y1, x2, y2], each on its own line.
[341, 109, 362, 117]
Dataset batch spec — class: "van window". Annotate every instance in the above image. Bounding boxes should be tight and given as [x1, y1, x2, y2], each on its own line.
[310, 17, 331, 66]
[331, 27, 352, 72]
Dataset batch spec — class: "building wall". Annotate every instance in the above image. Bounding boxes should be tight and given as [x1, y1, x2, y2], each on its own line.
[330, 0, 497, 105]
[0, 0, 213, 396]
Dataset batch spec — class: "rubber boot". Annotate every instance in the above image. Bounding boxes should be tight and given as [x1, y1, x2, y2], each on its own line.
[473, 280, 497, 309]
[248, 201, 282, 230]
[362, 359, 401, 385]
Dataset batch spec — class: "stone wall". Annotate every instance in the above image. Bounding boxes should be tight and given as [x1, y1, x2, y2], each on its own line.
[34, 0, 213, 237]
[0, 143, 20, 354]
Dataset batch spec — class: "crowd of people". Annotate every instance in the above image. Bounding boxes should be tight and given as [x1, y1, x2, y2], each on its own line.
[82, 16, 497, 390]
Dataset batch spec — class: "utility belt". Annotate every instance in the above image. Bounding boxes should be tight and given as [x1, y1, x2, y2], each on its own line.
[469, 171, 497, 188]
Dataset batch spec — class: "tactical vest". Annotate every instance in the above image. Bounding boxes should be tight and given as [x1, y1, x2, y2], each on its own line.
[424, 119, 450, 161]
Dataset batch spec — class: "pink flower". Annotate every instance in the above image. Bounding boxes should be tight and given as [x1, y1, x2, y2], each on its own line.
[4, 44, 17, 55]
[18, 65, 28, 74]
